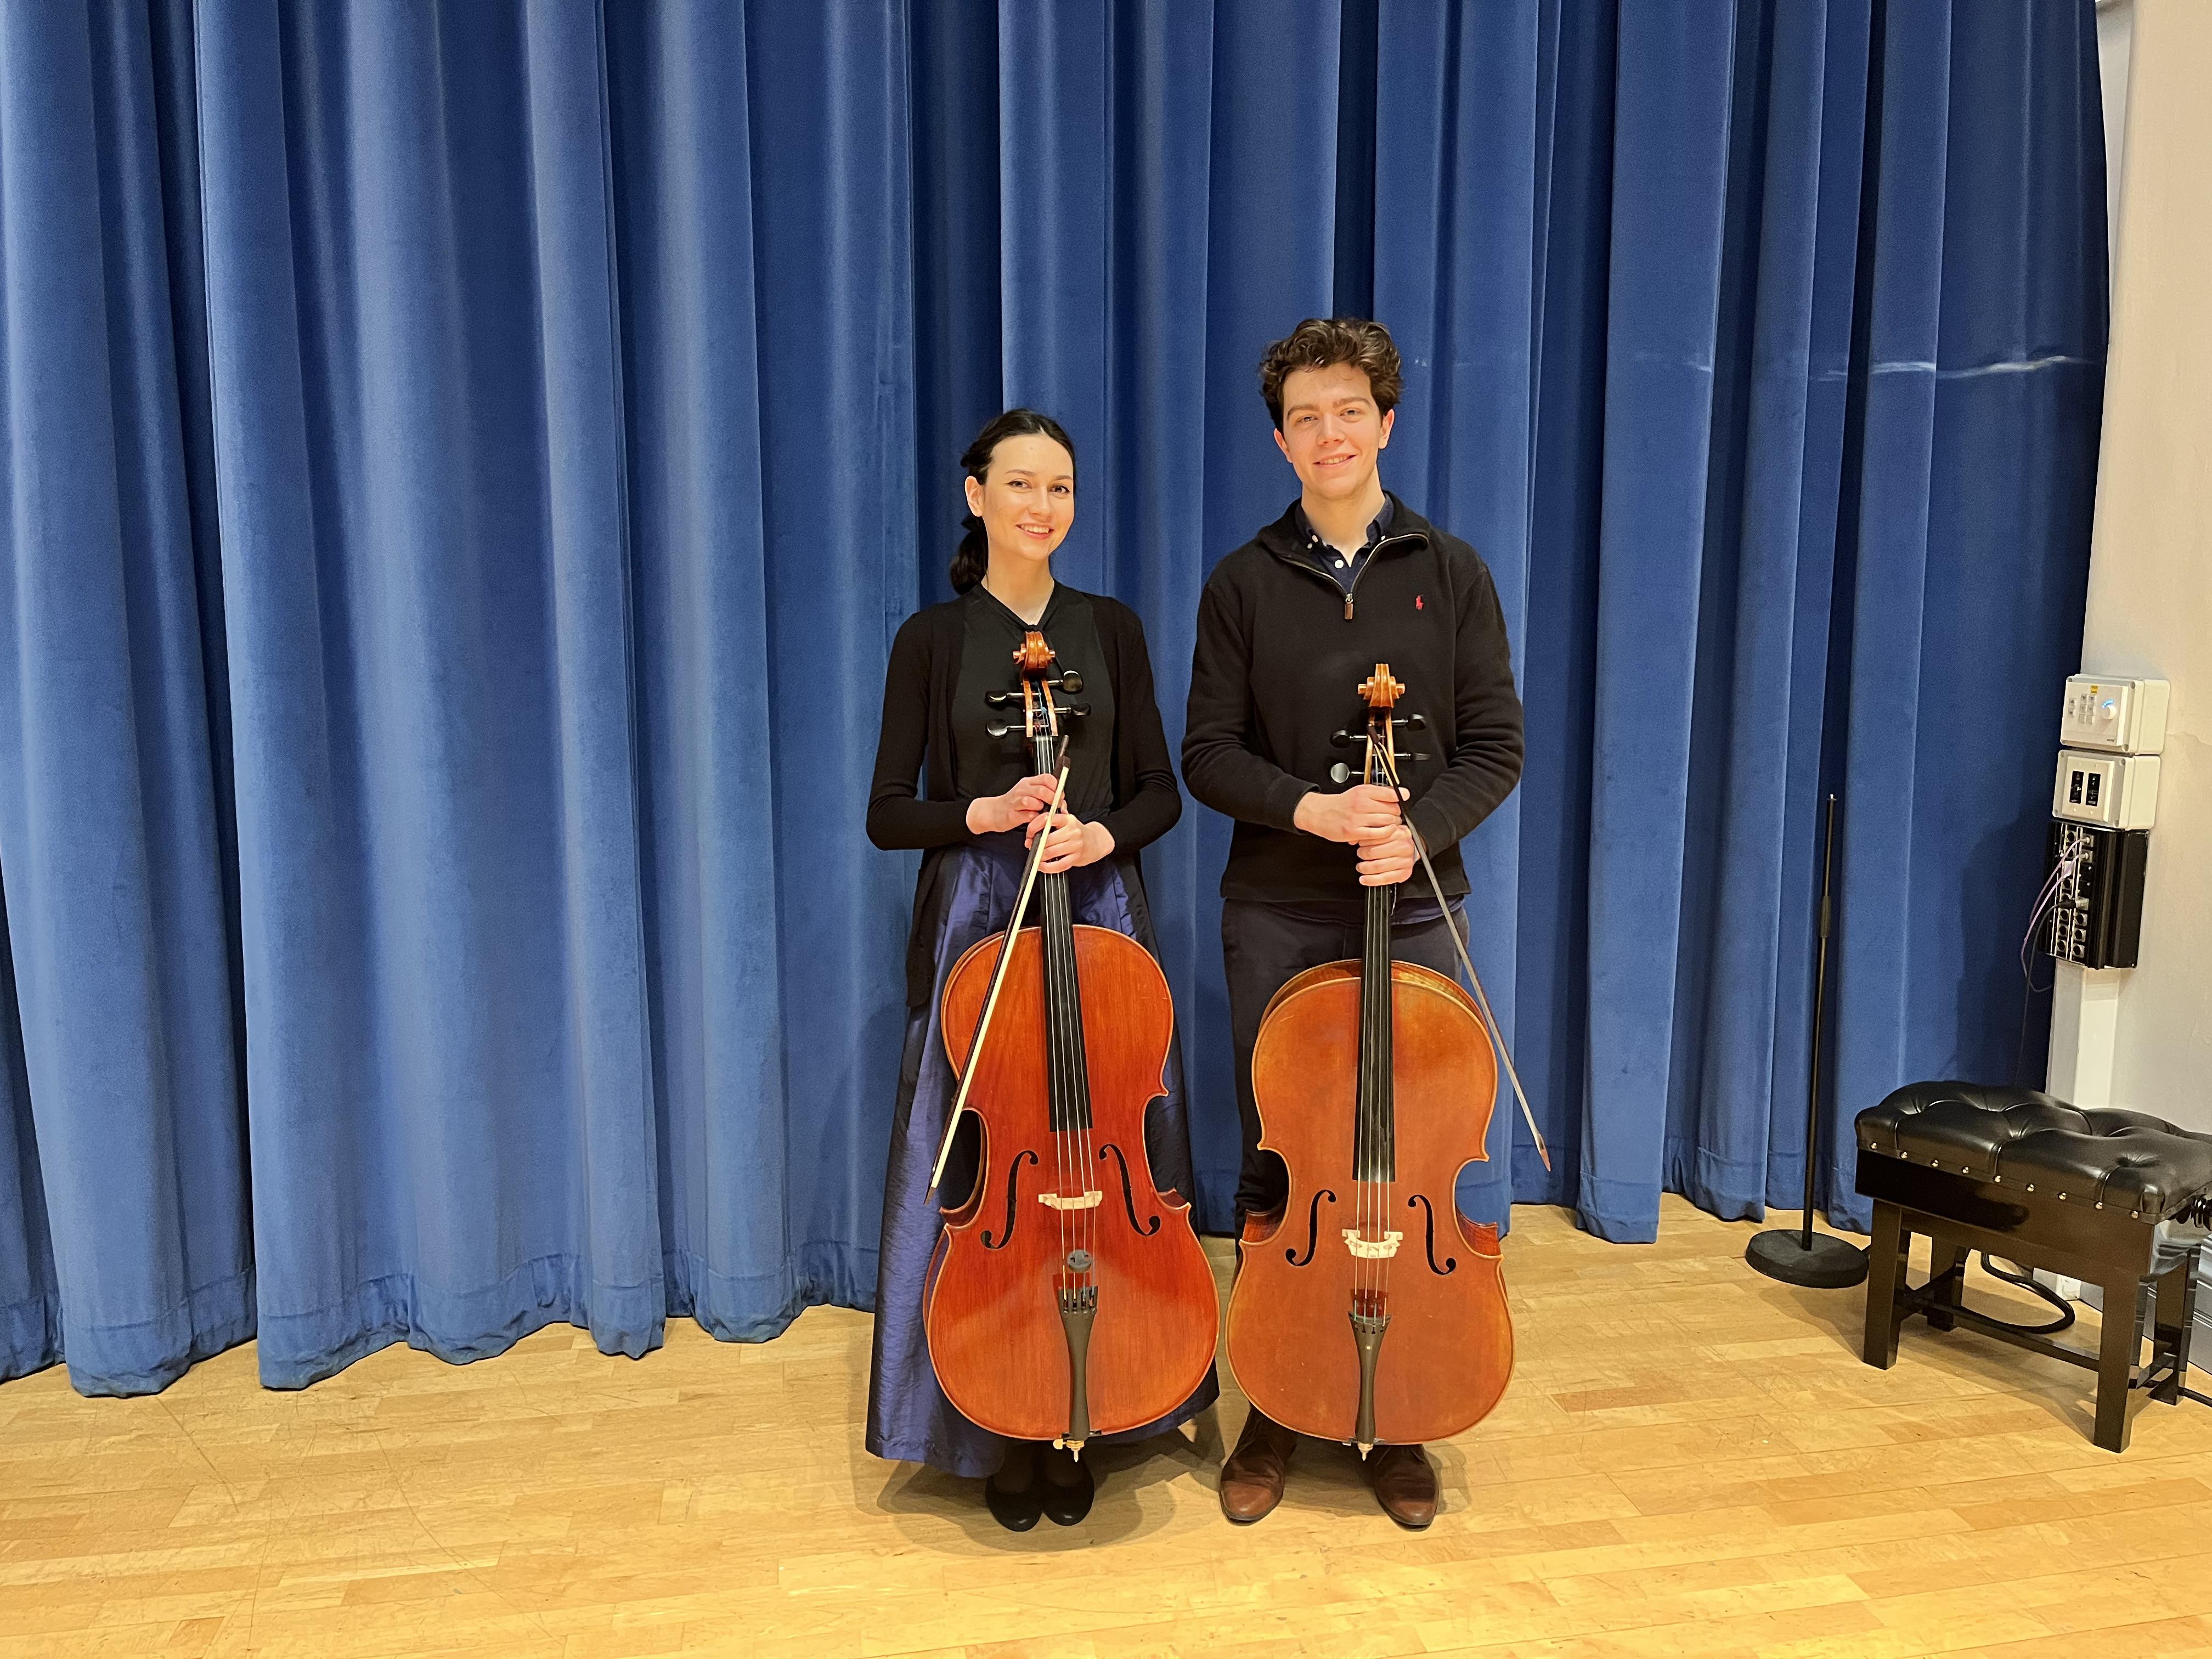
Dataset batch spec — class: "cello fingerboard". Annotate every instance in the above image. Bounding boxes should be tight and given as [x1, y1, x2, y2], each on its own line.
[1354, 870, 1397, 1183]
[1030, 731, 1095, 1137]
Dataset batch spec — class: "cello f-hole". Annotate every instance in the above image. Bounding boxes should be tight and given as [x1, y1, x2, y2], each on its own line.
[1285, 1187, 1338, 1267]
[1097, 1143, 1160, 1236]
[981, 1149, 1039, 1250]
[1407, 1193, 1458, 1276]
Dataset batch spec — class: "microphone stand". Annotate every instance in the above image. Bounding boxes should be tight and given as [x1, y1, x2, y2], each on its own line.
[1746, 792, 1867, 1288]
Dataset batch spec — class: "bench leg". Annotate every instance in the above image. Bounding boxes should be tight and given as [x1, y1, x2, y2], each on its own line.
[1924, 1239, 1968, 1333]
[1863, 1201, 1909, 1369]
[2093, 1278, 2141, 1452]
[2152, 1259, 2200, 1404]
[2175, 1255, 2203, 1378]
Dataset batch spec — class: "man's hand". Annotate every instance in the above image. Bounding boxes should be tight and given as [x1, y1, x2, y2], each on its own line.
[1356, 822, 1416, 887]
[1293, 783, 1403, 845]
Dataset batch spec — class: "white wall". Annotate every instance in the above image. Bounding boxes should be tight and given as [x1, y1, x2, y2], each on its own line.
[2047, 0, 2212, 1132]
[2097, 0, 2133, 268]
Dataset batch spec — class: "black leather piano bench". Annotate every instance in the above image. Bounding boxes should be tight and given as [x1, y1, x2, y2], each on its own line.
[1855, 1081, 2212, 1452]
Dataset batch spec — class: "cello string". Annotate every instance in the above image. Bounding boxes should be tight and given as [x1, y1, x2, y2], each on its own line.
[1383, 715, 1398, 1318]
[1053, 817, 1084, 1286]
[1377, 712, 1397, 1316]
[1352, 730, 1364, 1304]
[1079, 860, 1096, 1290]
[1044, 706, 1088, 1296]
[1036, 721, 1072, 1291]
[1362, 836, 1380, 1309]
[1052, 746, 1076, 1289]
[1359, 725, 1379, 1306]
[1052, 709, 1093, 1294]
[1053, 845, 1070, 1283]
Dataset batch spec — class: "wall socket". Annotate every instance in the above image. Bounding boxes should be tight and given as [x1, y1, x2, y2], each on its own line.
[2052, 749, 2160, 830]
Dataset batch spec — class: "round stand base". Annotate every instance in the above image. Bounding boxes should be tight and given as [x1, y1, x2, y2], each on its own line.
[1745, 1228, 1868, 1289]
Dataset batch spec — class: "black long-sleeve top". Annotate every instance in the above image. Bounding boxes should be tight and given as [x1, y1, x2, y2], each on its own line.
[1182, 496, 1524, 901]
[870, 582, 1181, 1002]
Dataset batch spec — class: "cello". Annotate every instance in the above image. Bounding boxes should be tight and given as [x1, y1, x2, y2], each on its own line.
[924, 631, 1217, 1453]
[1224, 663, 1515, 1452]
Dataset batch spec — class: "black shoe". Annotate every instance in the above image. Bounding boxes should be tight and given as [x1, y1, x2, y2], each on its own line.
[984, 1459, 1043, 1533]
[1039, 1447, 1094, 1527]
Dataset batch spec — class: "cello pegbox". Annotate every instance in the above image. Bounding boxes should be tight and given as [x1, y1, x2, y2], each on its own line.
[1008, 632, 1082, 696]
[1358, 664, 1405, 710]
[1012, 631, 1058, 678]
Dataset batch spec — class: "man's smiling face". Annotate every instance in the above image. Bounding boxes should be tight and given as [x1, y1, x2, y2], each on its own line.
[1274, 360, 1394, 504]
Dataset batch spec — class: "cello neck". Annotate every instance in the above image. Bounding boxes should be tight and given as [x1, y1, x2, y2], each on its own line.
[1029, 729, 1093, 1136]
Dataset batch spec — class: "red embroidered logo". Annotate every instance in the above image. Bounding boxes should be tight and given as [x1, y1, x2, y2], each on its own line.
[1415, 594, 1425, 610]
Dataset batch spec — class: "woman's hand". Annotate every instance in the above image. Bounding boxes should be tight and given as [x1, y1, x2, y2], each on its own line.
[1025, 810, 1115, 874]
[966, 775, 1059, 836]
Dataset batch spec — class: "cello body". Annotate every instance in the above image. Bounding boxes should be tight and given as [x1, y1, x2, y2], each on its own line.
[921, 628, 1217, 1450]
[1225, 958, 1511, 1445]
[1222, 663, 1515, 1449]
[929, 922, 1217, 1442]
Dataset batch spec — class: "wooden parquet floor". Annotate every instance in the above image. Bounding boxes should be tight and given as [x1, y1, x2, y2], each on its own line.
[5, 1196, 2211, 1658]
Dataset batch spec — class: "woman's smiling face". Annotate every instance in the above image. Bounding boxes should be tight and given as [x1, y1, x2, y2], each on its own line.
[967, 431, 1075, 568]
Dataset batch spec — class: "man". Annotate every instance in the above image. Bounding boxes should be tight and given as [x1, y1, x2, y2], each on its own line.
[1182, 318, 1524, 1529]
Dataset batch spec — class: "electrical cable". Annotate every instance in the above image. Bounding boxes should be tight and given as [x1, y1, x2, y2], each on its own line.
[2012, 842, 2083, 1085]
[1942, 1255, 2212, 1415]
[1970, 1253, 2075, 1335]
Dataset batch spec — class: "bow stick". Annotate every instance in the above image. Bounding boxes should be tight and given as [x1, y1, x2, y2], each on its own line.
[927, 765, 1072, 1193]
[1372, 741, 1551, 1173]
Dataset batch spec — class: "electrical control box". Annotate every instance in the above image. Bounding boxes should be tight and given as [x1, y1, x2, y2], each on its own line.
[2052, 749, 2160, 829]
[2042, 822, 2149, 970]
[2059, 675, 2170, 754]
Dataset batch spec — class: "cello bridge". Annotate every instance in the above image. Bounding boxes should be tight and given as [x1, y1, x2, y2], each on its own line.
[1038, 1190, 1104, 1210]
[1341, 1229, 1403, 1260]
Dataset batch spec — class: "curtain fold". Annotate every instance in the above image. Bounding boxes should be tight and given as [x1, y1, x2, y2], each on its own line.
[0, 0, 251, 1392]
[197, 0, 666, 1384]
[604, 4, 811, 1343]
[1370, 0, 1542, 1228]
[0, 0, 2107, 1392]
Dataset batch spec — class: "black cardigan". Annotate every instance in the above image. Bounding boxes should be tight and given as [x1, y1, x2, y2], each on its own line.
[868, 588, 1181, 1005]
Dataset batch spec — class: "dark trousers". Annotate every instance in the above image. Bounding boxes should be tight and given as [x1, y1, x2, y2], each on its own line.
[1223, 893, 1464, 1222]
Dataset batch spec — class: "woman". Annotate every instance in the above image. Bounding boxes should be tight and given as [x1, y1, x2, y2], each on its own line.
[865, 409, 1215, 1532]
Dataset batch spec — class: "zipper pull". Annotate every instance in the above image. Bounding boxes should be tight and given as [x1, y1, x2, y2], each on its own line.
[1344, 595, 1355, 622]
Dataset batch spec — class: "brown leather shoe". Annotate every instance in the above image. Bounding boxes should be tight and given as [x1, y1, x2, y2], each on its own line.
[1367, 1443, 1437, 1529]
[1218, 1406, 1298, 1523]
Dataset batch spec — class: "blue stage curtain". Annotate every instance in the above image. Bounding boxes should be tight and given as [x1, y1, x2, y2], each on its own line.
[0, 1, 2104, 1391]
[0, 0, 253, 1391]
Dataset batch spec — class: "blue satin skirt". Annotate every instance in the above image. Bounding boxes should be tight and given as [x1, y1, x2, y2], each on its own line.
[865, 836, 1218, 1477]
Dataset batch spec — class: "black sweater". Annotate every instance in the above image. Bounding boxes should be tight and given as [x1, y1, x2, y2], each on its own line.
[1182, 496, 1524, 901]
[868, 585, 1181, 1003]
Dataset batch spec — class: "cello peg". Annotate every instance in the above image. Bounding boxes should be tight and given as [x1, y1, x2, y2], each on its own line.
[1056, 670, 1084, 695]
[1403, 713, 1428, 733]
[1330, 729, 1355, 748]
[986, 721, 1014, 740]
[985, 690, 1016, 707]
